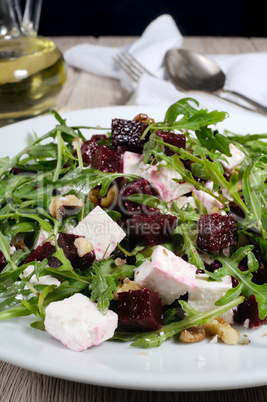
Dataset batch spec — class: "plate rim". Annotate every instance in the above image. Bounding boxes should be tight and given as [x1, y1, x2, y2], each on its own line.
[0, 105, 267, 392]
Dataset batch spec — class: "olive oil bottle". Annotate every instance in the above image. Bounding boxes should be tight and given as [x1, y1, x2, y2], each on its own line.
[0, 36, 67, 126]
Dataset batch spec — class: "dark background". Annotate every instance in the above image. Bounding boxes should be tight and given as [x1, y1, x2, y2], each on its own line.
[37, 0, 266, 37]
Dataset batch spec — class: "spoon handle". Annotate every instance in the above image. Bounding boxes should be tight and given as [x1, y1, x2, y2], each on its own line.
[220, 90, 267, 115]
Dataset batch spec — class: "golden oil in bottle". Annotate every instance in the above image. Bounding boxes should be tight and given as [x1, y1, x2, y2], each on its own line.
[0, 36, 67, 126]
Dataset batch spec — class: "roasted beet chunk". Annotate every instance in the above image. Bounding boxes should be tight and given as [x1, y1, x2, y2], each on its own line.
[228, 202, 246, 221]
[25, 242, 61, 268]
[58, 233, 95, 270]
[120, 178, 155, 215]
[197, 213, 237, 252]
[81, 134, 108, 164]
[234, 294, 267, 328]
[91, 145, 123, 173]
[155, 130, 186, 156]
[111, 118, 147, 153]
[118, 288, 162, 331]
[0, 251, 7, 272]
[236, 247, 267, 285]
[130, 212, 177, 246]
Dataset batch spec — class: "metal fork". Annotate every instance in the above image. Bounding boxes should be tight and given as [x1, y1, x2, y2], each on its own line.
[114, 52, 267, 115]
[113, 52, 153, 82]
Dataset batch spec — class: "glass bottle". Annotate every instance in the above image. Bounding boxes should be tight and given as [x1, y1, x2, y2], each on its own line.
[0, 0, 67, 126]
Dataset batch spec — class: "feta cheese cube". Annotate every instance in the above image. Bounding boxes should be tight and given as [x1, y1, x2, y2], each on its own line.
[44, 293, 118, 351]
[134, 245, 196, 305]
[174, 195, 196, 209]
[33, 228, 53, 249]
[219, 144, 246, 172]
[142, 163, 194, 203]
[123, 151, 145, 176]
[23, 265, 60, 287]
[192, 189, 223, 213]
[187, 274, 233, 323]
[123, 152, 194, 203]
[70, 206, 126, 260]
[10, 245, 16, 255]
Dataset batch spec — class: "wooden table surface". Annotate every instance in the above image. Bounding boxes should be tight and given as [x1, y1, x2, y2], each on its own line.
[1, 36, 267, 402]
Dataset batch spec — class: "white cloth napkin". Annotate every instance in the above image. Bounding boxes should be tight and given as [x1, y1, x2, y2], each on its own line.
[64, 14, 267, 115]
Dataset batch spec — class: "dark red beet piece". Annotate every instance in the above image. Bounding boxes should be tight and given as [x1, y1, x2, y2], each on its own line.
[58, 233, 95, 270]
[197, 213, 237, 252]
[130, 212, 177, 246]
[118, 288, 162, 331]
[91, 145, 123, 173]
[155, 130, 186, 156]
[111, 118, 147, 153]
[120, 178, 155, 215]
[228, 202, 246, 221]
[24, 242, 61, 268]
[252, 267, 267, 285]
[236, 247, 267, 285]
[196, 259, 222, 274]
[0, 251, 7, 272]
[234, 294, 267, 328]
[81, 134, 108, 164]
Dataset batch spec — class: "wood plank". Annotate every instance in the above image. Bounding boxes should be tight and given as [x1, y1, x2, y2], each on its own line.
[1, 35, 267, 402]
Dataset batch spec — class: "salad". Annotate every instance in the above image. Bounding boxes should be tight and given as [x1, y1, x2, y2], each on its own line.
[0, 98, 266, 352]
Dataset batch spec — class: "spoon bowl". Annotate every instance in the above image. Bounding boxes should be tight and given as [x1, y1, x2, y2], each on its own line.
[164, 48, 267, 115]
[164, 48, 225, 92]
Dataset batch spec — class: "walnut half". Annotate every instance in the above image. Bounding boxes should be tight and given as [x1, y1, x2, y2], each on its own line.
[48, 195, 84, 220]
[113, 278, 142, 300]
[204, 317, 240, 345]
[133, 113, 155, 125]
[179, 326, 206, 343]
[88, 185, 118, 209]
[74, 238, 94, 257]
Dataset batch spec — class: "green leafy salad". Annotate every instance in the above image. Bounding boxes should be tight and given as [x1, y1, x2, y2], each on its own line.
[0, 98, 266, 351]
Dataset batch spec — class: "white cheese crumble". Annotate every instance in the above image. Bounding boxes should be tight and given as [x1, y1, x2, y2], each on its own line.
[134, 245, 196, 305]
[187, 274, 233, 323]
[23, 265, 60, 288]
[44, 293, 118, 351]
[70, 205, 126, 260]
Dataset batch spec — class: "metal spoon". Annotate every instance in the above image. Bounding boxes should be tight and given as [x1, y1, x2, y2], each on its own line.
[164, 48, 267, 115]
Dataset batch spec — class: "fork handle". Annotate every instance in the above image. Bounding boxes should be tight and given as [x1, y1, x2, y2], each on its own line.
[220, 90, 267, 115]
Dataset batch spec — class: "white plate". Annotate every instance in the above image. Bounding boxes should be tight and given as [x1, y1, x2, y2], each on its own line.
[0, 106, 267, 392]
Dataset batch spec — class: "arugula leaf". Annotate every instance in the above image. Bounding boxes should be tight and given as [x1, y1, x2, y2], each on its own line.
[153, 141, 248, 215]
[112, 296, 244, 348]
[0, 305, 32, 321]
[0, 232, 18, 271]
[164, 98, 200, 125]
[215, 246, 267, 320]
[224, 131, 267, 144]
[195, 127, 231, 156]
[141, 98, 228, 140]
[241, 157, 266, 237]
[89, 263, 117, 314]
[177, 222, 206, 272]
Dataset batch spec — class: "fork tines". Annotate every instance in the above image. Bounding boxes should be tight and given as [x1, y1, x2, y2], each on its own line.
[113, 52, 152, 82]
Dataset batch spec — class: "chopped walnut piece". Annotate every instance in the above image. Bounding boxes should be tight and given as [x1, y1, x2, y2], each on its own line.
[133, 113, 155, 125]
[88, 187, 100, 206]
[48, 195, 84, 220]
[100, 185, 119, 208]
[179, 326, 206, 343]
[240, 337, 251, 345]
[74, 238, 94, 257]
[209, 334, 218, 344]
[88, 185, 118, 209]
[113, 278, 142, 300]
[210, 207, 221, 214]
[204, 317, 240, 345]
[114, 257, 127, 267]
